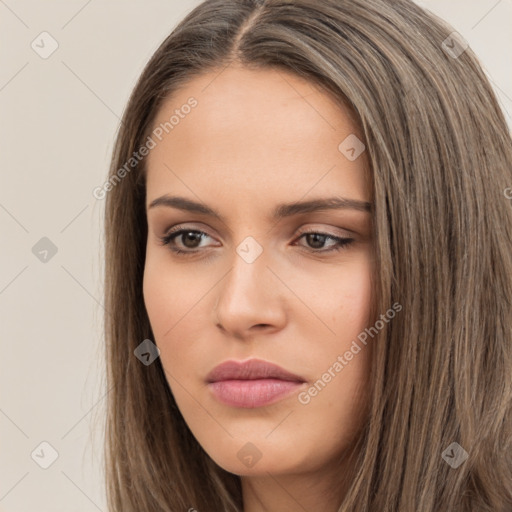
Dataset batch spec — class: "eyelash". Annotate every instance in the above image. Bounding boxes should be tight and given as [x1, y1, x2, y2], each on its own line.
[158, 227, 354, 257]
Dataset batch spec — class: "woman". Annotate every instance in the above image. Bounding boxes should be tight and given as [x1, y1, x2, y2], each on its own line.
[102, 0, 512, 510]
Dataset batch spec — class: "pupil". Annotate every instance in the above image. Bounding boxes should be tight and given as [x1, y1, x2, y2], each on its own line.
[183, 232, 201, 248]
[308, 233, 325, 249]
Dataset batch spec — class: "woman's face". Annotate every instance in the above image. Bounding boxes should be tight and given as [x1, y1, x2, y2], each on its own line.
[143, 64, 374, 478]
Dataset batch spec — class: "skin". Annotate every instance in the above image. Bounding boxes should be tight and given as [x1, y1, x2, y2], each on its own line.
[143, 63, 374, 512]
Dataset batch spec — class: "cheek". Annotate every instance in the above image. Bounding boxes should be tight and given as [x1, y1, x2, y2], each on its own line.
[143, 262, 173, 338]
[142, 253, 199, 339]
[303, 254, 373, 341]
[339, 258, 373, 329]
[293, 255, 373, 409]
[142, 253, 214, 382]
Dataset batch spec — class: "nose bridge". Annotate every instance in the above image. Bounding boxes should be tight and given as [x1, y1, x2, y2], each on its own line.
[213, 237, 285, 334]
[221, 240, 269, 308]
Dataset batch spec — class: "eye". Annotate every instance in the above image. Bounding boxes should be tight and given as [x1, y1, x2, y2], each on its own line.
[294, 229, 354, 253]
[158, 228, 215, 255]
[158, 227, 355, 256]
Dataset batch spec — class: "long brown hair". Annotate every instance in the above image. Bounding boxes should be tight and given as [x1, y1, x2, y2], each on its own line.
[101, 0, 512, 509]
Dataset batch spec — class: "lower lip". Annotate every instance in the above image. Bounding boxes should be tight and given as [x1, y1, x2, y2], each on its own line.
[208, 379, 304, 408]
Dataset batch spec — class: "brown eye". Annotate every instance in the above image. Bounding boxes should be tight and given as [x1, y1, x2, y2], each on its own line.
[159, 229, 214, 254]
[178, 231, 204, 249]
[158, 227, 354, 257]
[296, 231, 354, 253]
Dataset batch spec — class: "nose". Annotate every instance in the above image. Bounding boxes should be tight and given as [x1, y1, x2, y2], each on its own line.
[213, 246, 287, 340]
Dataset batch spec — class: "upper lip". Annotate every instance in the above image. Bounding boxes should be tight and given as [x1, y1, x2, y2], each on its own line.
[206, 358, 305, 383]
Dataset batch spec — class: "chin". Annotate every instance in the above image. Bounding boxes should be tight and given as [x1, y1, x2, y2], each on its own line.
[201, 435, 310, 477]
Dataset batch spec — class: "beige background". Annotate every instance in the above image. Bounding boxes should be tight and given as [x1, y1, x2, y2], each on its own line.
[0, 1, 510, 510]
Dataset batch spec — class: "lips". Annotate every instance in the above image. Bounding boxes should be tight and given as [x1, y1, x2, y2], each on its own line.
[206, 358, 306, 408]
[206, 358, 305, 383]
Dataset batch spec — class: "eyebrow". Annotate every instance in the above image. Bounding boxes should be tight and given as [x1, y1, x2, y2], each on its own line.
[148, 195, 372, 221]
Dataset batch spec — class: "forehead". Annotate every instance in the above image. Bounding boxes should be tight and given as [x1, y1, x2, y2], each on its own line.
[145, 64, 370, 208]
